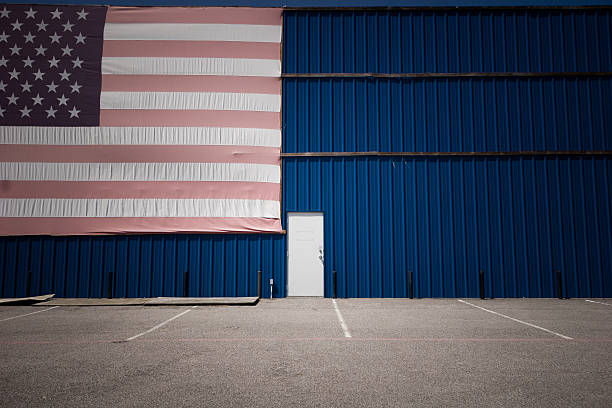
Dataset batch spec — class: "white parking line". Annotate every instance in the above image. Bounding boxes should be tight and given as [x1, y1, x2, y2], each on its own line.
[0, 306, 59, 322]
[457, 299, 573, 340]
[332, 299, 352, 338]
[125, 308, 192, 341]
[585, 299, 612, 307]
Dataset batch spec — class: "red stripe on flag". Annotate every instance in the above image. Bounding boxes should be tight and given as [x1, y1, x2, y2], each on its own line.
[99, 110, 280, 128]
[101, 75, 281, 94]
[1, 145, 280, 165]
[105, 6, 282, 26]
[103, 40, 280, 59]
[0, 217, 283, 235]
[0, 181, 280, 200]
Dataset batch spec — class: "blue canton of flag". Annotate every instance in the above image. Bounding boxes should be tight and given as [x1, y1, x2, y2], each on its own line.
[0, 4, 106, 126]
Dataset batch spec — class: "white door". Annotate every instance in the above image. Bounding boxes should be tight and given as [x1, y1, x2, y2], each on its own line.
[287, 212, 324, 296]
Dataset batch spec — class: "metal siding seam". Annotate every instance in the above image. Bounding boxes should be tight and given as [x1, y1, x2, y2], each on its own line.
[589, 159, 604, 297]
[385, 160, 393, 297]
[13, 239, 25, 297]
[90, 238, 101, 297]
[565, 160, 579, 297]
[412, 160, 420, 297]
[3, 240, 16, 297]
[52, 239, 64, 297]
[28, 238, 40, 297]
[350, 159, 357, 297]
[483, 159, 493, 298]
[448, 158, 457, 297]
[436, 159, 444, 296]
[542, 160, 555, 297]
[230, 237, 238, 297]
[129, 237, 139, 298]
[457, 88, 468, 296]
[0, 240, 5, 297]
[604, 159, 612, 296]
[531, 159, 544, 296]
[80, 238, 92, 297]
[65, 238, 76, 297]
[161, 236, 172, 297]
[424, 160, 432, 297]
[578, 160, 591, 296]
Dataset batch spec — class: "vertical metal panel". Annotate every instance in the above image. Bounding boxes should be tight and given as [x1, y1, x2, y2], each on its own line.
[0, 235, 285, 298]
[281, 157, 612, 298]
[283, 10, 612, 73]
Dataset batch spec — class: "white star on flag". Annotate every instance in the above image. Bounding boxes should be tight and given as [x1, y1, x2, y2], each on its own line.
[7, 93, 18, 104]
[33, 69, 45, 80]
[0, 31, 9, 42]
[74, 33, 86, 44]
[8, 68, 20, 80]
[24, 8, 37, 19]
[32, 94, 44, 105]
[76, 9, 89, 20]
[45, 106, 57, 118]
[57, 94, 68, 105]
[0, 80, 6, 91]
[36, 20, 48, 31]
[20, 106, 32, 117]
[0, 7, 10, 18]
[0, 56, 7, 67]
[0, 106, 4, 117]
[48, 56, 59, 68]
[11, 19, 23, 31]
[49, 32, 61, 43]
[46, 81, 58, 92]
[59, 70, 71, 81]
[50, 9, 62, 19]
[22, 56, 34, 68]
[72, 57, 83, 69]
[9, 44, 21, 55]
[21, 81, 33, 92]
[69, 106, 80, 118]
[34, 45, 46, 55]
[70, 81, 82, 93]
[62, 20, 74, 32]
[24, 32, 36, 43]
[61, 45, 73, 56]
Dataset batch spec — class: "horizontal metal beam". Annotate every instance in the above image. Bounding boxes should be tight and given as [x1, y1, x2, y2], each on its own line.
[282, 6, 612, 12]
[282, 72, 612, 79]
[281, 151, 612, 158]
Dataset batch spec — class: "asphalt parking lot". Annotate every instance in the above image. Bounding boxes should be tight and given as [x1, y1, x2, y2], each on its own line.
[1, 298, 611, 407]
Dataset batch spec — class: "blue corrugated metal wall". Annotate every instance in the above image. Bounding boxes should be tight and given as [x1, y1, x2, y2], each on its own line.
[0, 235, 285, 298]
[1, 7, 610, 299]
[284, 10, 612, 73]
[284, 78, 610, 152]
[283, 157, 611, 297]
[282, 8, 612, 297]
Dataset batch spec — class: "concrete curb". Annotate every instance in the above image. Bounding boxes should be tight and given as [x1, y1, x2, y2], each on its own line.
[0, 294, 55, 305]
[19, 296, 260, 307]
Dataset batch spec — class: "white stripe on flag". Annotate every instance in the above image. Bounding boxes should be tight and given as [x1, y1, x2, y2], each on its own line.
[0, 127, 281, 147]
[0, 198, 280, 218]
[103, 23, 282, 43]
[100, 91, 281, 112]
[1, 162, 281, 183]
[101, 57, 281, 77]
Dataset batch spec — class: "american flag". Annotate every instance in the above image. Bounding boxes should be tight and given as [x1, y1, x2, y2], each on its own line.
[0, 5, 282, 235]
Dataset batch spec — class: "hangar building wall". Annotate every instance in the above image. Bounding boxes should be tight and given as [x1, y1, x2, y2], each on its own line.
[1, 6, 610, 298]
